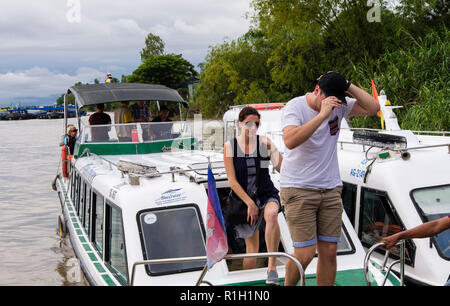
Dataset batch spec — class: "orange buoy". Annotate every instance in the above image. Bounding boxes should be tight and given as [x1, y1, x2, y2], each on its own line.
[61, 146, 69, 178]
[247, 103, 285, 111]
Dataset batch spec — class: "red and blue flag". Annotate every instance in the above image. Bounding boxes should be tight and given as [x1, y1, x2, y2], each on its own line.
[206, 166, 228, 270]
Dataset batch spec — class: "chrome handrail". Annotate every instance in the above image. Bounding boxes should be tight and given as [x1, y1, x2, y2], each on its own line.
[130, 252, 305, 286]
[338, 140, 450, 154]
[363, 241, 405, 286]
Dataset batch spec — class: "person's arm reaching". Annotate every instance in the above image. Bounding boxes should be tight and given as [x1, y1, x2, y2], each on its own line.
[381, 217, 450, 249]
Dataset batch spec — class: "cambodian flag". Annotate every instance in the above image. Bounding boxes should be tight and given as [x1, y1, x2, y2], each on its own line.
[206, 166, 228, 270]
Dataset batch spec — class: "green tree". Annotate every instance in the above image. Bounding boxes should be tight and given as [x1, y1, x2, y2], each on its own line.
[127, 54, 197, 90]
[56, 81, 83, 105]
[195, 34, 278, 118]
[194, 0, 448, 129]
[140, 33, 165, 62]
[350, 28, 449, 131]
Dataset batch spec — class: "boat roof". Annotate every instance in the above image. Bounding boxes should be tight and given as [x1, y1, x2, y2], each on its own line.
[68, 83, 187, 108]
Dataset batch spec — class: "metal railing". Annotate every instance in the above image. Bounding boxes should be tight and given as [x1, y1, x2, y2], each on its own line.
[363, 241, 405, 286]
[130, 252, 305, 286]
[338, 140, 450, 154]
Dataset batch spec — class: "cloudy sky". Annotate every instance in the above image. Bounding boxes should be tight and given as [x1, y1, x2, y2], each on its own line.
[0, 0, 252, 106]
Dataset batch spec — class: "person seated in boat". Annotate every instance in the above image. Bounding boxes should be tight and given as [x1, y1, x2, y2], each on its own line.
[114, 101, 134, 142]
[60, 125, 78, 156]
[88, 103, 112, 142]
[59, 124, 74, 147]
[130, 100, 152, 141]
[151, 105, 173, 140]
[223, 106, 283, 285]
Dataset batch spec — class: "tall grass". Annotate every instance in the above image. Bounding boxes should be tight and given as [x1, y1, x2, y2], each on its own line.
[350, 28, 449, 131]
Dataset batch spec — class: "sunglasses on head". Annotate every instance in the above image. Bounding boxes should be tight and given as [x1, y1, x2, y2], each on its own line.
[244, 121, 260, 128]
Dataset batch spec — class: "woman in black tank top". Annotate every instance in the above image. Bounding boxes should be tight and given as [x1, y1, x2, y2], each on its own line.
[223, 106, 283, 284]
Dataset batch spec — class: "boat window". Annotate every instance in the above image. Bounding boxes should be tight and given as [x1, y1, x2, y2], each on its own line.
[411, 185, 450, 260]
[79, 181, 86, 222]
[342, 182, 357, 227]
[105, 203, 128, 283]
[92, 192, 104, 256]
[359, 188, 416, 265]
[70, 171, 75, 202]
[85, 184, 91, 234]
[337, 225, 355, 254]
[75, 174, 81, 213]
[138, 205, 206, 276]
[81, 121, 192, 144]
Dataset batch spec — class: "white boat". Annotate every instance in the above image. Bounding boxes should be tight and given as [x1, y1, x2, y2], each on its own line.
[223, 93, 450, 286]
[337, 92, 450, 286]
[54, 85, 400, 286]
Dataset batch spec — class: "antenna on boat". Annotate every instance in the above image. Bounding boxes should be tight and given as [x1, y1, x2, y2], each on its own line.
[206, 155, 212, 169]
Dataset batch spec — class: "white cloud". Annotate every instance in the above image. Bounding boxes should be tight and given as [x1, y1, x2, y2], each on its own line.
[0, 0, 252, 105]
[0, 67, 105, 104]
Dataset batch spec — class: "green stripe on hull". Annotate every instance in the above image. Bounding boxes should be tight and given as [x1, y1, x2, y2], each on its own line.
[74, 138, 198, 157]
[101, 274, 117, 286]
[58, 178, 118, 286]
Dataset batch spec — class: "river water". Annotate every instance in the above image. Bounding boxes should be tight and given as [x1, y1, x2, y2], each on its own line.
[0, 117, 87, 286]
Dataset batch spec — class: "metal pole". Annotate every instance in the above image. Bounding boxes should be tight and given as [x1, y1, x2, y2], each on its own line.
[63, 93, 68, 134]
[400, 241, 405, 286]
[130, 252, 305, 286]
[195, 264, 209, 286]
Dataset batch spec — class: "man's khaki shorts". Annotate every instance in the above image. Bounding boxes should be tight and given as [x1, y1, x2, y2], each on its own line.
[280, 186, 343, 248]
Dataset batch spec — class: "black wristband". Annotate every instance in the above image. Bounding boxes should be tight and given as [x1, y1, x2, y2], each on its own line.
[346, 80, 351, 90]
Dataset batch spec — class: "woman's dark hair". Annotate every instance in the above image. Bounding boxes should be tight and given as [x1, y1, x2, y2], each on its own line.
[238, 106, 260, 122]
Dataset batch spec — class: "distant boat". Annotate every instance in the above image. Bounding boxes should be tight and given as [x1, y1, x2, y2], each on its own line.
[0, 105, 87, 120]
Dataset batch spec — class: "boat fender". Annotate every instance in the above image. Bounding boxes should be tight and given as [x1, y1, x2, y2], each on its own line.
[57, 214, 67, 238]
[61, 146, 69, 178]
[51, 174, 60, 191]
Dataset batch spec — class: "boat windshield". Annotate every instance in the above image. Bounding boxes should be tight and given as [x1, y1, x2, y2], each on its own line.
[80, 121, 193, 144]
[411, 184, 450, 260]
[138, 205, 206, 276]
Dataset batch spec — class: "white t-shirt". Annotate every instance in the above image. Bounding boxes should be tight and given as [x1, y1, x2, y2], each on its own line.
[280, 94, 356, 189]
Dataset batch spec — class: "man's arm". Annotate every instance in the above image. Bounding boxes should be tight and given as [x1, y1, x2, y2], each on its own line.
[283, 96, 341, 150]
[381, 217, 450, 249]
[347, 84, 380, 117]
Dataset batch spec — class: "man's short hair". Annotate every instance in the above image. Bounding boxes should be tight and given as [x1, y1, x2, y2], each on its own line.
[96, 103, 105, 110]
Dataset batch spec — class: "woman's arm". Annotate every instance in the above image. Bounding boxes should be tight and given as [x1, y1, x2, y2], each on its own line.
[260, 136, 283, 172]
[224, 141, 259, 225]
[59, 135, 67, 147]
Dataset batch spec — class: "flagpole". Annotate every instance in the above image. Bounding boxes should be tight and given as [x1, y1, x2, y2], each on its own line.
[195, 264, 209, 286]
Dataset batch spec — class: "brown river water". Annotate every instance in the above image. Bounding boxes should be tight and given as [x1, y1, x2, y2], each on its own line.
[0, 117, 89, 285]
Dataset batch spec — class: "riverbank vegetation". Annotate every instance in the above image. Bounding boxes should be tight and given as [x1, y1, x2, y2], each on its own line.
[194, 0, 449, 131]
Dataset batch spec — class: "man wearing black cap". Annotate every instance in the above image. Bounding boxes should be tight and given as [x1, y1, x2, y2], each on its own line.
[280, 71, 379, 286]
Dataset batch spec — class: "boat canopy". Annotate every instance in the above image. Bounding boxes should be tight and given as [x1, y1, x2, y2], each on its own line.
[68, 83, 188, 108]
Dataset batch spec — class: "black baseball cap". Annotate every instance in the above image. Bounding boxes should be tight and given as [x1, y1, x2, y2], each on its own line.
[317, 72, 350, 105]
